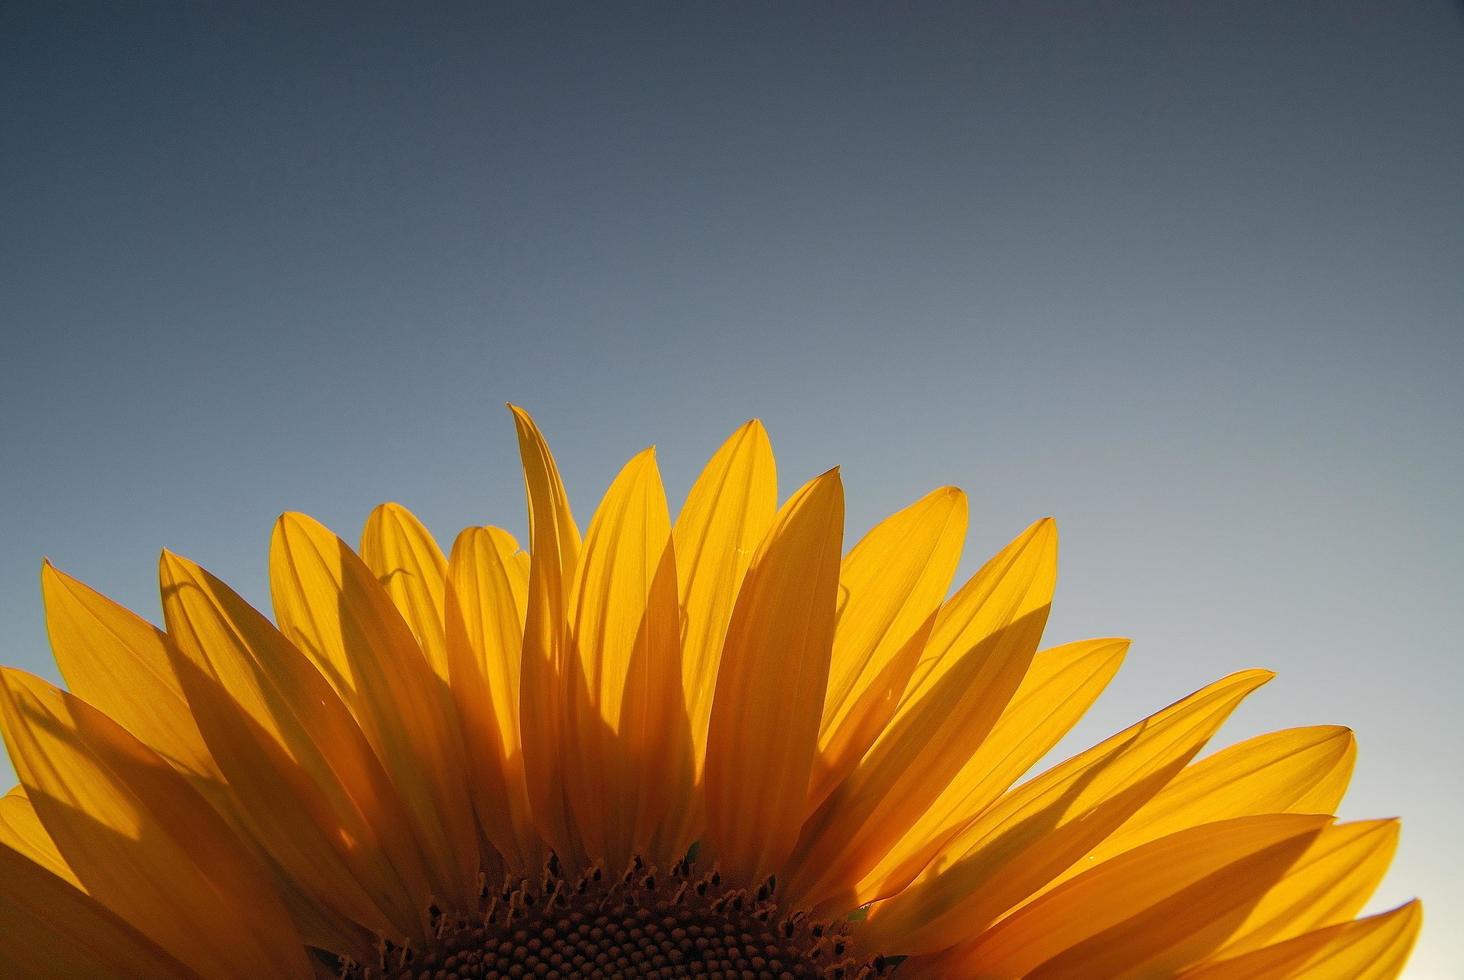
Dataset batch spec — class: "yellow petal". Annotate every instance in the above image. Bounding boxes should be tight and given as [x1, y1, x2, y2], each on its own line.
[808, 487, 967, 812]
[0, 668, 310, 979]
[0, 841, 193, 978]
[160, 550, 432, 942]
[855, 637, 1128, 905]
[444, 525, 539, 871]
[933, 813, 1329, 979]
[270, 511, 479, 908]
[511, 405, 583, 861]
[1178, 900, 1422, 980]
[656, 419, 776, 859]
[1030, 725, 1357, 903]
[562, 448, 688, 870]
[42, 562, 216, 782]
[704, 468, 844, 886]
[784, 519, 1057, 910]
[0, 784, 79, 887]
[1205, 818, 1399, 959]
[360, 502, 450, 682]
[860, 669, 1272, 955]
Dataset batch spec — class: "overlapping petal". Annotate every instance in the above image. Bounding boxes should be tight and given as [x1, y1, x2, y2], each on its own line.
[859, 669, 1274, 955]
[270, 512, 480, 907]
[704, 468, 844, 886]
[0, 407, 1417, 979]
[511, 405, 583, 862]
[444, 524, 537, 870]
[0, 668, 310, 979]
[160, 550, 434, 944]
[785, 518, 1057, 910]
[564, 447, 688, 870]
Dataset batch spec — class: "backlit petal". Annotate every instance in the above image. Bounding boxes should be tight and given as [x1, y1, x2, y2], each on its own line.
[270, 512, 479, 908]
[931, 813, 1329, 979]
[855, 637, 1128, 905]
[658, 419, 776, 858]
[704, 469, 843, 886]
[361, 502, 450, 683]
[0, 668, 310, 979]
[1204, 818, 1399, 960]
[785, 519, 1056, 910]
[565, 448, 688, 869]
[42, 562, 216, 782]
[160, 550, 432, 942]
[511, 405, 583, 861]
[0, 784, 78, 887]
[809, 487, 967, 812]
[859, 669, 1272, 955]
[1040, 725, 1356, 899]
[445, 525, 539, 871]
[0, 841, 193, 978]
[1178, 900, 1422, 980]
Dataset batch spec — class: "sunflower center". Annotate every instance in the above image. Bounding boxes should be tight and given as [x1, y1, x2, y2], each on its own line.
[338, 854, 893, 979]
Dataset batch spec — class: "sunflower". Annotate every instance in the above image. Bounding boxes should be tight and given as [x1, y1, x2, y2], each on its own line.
[0, 407, 1419, 979]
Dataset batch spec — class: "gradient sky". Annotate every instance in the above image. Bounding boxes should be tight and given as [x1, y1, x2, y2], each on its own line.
[2, 3, 1461, 974]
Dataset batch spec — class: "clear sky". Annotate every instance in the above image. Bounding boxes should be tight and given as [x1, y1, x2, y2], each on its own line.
[2, 3, 1461, 974]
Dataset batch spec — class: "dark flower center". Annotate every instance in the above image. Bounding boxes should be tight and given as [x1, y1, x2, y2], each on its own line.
[334, 854, 894, 979]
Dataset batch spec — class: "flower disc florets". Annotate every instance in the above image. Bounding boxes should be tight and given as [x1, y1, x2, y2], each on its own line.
[338, 855, 889, 980]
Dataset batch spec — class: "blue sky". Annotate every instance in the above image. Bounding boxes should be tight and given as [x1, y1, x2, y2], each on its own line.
[2, 3, 1461, 974]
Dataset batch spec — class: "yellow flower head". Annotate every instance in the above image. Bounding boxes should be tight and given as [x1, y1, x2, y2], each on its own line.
[0, 408, 1420, 978]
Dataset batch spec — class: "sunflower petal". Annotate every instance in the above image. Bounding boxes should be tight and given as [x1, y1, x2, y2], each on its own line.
[270, 511, 480, 908]
[0, 667, 310, 979]
[657, 419, 776, 858]
[160, 550, 433, 942]
[855, 637, 1129, 905]
[564, 448, 688, 869]
[704, 468, 844, 886]
[361, 502, 450, 683]
[860, 669, 1273, 955]
[511, 405, 584, 861]
[1178, 900, 1423, 980]
[929, 813, 1329, 979]
[809, 487, 967, 812]
[445, 525, 539, 871]
[0, 784, 78, 887]
[1039, 725, 1356, 899]
[42, 562, 217, 782]
[1205, 818, 1399, 959]
[0, 840, 193, 978]
[785, 518, 1057, 910]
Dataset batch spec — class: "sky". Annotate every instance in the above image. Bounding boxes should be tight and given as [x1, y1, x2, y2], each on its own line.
[2, 2, 1461, 974]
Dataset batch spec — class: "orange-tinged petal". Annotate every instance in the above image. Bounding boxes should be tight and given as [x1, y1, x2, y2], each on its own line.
[657, 419, 776, 859]
[565, 448, 689, 869]
[1205, 818, 1399, 960]
[785, 519, 1056, 910]
[42, 562, 217, 782]
[361, 502, 450, 683]
[445, 525, 539, 871]
[855, 637, 1128, 905]
[1178, 900, 1423, 980]
[0, 841, 193, 978]
[0, 784, 78, 887]
[0, 667, 310, 979]
[704, 469, 844, 886]
[808, 487, 967, 812]
[160, 550, 433, 943]
[930, 813, 1329, 979]
[1030, 725, 1357, 903]
[511, 405, 583, 861]
[270, 512, 479, 908]
[860, 669, 1273, 955]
